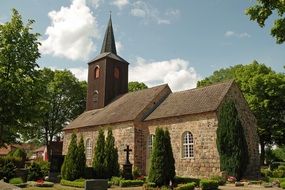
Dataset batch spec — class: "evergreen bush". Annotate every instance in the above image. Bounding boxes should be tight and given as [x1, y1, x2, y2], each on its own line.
[104, 128, 120, 178]
[148, 128, 175, 187]
[93, 128, 106, 178]
[216, 100, 249, 180]
[164, 129, 175, 183]
[61, 133, 79, 180]
[0, 159, 16, 182]
[27, 162, 43, 181]
[77, 136, 86, 178]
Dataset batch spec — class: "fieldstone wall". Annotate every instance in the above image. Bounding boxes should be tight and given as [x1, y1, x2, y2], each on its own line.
[219, 83, 260, 178]
[63, 121, 135, 167]
[140, 113, 221, 178]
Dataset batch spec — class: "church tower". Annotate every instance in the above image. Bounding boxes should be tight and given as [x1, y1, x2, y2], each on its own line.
[86, 17, 129, 110]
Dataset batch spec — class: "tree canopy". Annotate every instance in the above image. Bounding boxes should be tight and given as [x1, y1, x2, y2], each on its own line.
[22, 68, 86, 159]
[128, 81, 148, 92]
[198, 61, 285, 164]
[0, 9, 40, 147]
[245, 0, 285, 44]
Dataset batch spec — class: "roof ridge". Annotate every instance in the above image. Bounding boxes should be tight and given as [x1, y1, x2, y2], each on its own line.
[172, 79, 235, 94]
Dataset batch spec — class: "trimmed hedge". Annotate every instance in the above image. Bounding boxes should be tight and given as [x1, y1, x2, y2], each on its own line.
[35, 182, 54, 187]
[174, 176, 200, 185]
[60, 179, 85, 188]
[119, 179, 144, 187]
[176, 182, 196, 190]
[210, 175, 226, 186]
[200, 179, 219, 190]
[281, 181, 285, 189]
[9, 177, 23, 184]
[111, 176, 123, 186]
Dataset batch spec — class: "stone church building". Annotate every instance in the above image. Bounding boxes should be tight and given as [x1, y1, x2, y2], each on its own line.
[63, 18, 260, 178]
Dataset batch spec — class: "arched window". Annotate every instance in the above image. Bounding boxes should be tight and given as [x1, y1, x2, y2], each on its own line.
[147, 134, 155, 156]
[182, 131, 194, 158]
[94, 66, 100, 79]
[114, 67, 120, 79]
[86, 138, 92, 159]
[93, 90, 98, 104]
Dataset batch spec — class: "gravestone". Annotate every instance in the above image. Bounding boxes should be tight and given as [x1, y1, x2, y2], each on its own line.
[122, 145, 133, 179]
[85, 179, 108, 190]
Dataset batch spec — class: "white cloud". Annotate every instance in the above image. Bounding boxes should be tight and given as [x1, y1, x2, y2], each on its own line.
[130, 1, 171, 25]
[165, 9, 180, 17]
[112, 0, 129, 9]
[225, 30, 251, 38]
[69, 67, 89, 81]
[88, 0, 103, 8]
[129, 57, 201, 91]
[115, 41, 123, 54]
[40, 0, 99, 61]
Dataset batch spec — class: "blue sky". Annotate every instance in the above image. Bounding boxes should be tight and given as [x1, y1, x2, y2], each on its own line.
[1, 0, 284, 91]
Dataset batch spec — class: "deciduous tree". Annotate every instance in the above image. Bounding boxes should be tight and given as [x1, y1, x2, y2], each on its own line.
[25, 68, 86, 159]
[245, 0, 285, 44]
[128, 81, 148, 92]
[0, 9, 40, 147]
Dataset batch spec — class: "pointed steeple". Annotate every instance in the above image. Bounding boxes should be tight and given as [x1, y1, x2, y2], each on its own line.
[100, 15, 117, 55]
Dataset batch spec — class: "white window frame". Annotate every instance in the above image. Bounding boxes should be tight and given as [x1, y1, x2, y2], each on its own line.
[182, 131, 194, 158]
[147, 134, 155, 156]
[86, 138, 92, 160]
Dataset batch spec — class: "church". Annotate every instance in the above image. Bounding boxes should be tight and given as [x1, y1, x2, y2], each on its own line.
[63, 17, 260, 178]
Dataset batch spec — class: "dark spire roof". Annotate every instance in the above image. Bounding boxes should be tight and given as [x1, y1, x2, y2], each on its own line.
[100, 16, 117, 55]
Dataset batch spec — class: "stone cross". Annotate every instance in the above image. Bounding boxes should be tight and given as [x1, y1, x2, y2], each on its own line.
[124, 145, 132, 164]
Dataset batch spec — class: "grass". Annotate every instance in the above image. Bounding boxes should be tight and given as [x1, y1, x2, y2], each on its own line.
[23, 184, 83, 190]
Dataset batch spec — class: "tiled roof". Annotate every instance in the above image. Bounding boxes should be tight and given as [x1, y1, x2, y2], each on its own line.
[64, 84, 170, 130]
[145, 80, 234, 121]
[88, 52, 129, 64]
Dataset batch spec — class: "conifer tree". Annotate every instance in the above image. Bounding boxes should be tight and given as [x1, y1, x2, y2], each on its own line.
[164, 129, 175, 183]
[148, 128, 167, 186]
[217, 100, 249, 180]
[77, 135, 86, 178]
[93, 128, 106, 178]
[104, 128, 120, 178]
[61, 133, 79, 180]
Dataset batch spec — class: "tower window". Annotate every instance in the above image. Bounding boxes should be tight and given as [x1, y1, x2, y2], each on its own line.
[114, 67, 120, 79]
[94, 66, 100, 79]
[93, 90, 99, 103]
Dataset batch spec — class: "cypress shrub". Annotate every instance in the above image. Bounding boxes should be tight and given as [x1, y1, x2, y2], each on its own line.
[61, 133, 79, 180]
[104, 128, 120, 178]
[77, 136, 86, 178]
[216, 100, 249, 180]
[93, 128, 106, 178]
[148, 128, 167, 186]
[164, 129, 175, 183]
